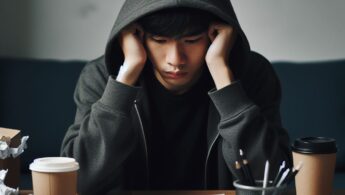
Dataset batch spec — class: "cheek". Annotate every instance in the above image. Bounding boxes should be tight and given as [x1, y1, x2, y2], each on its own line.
[146, 42, 165, 69]
[186, 44, 208, 66]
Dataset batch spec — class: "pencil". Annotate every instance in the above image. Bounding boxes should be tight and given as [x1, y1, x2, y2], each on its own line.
[283, 161, 303, 185]
[239, 149, 256, 186]
[234, 160, 246, 183]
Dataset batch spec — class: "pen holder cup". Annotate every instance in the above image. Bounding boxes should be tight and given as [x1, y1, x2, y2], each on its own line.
[233, 180, 287, 195]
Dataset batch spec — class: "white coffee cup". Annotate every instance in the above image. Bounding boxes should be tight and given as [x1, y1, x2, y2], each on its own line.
[29, 157, 79, 195]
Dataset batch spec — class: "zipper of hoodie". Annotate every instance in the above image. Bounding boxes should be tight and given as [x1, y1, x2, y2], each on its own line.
[134, 100, 150, 188]
[204, 133, 220, 188]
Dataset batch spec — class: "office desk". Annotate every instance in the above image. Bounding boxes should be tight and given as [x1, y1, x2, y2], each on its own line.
[19, 190, 345, 195]
[19, 191, 234, 195]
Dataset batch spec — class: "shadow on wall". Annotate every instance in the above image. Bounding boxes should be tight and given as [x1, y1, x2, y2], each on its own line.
[0, 1, 33, 57]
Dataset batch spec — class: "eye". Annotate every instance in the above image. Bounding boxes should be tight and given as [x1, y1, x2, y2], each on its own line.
[151, 36, 167, 44]
[154, 39, 167, 43]
[184, 38, 201, 44]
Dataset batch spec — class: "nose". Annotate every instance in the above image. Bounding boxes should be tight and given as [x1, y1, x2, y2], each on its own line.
[166, 42, 186, 68]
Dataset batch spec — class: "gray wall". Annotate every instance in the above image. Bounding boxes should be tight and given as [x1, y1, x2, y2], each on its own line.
[0, 0, 124, 60]
[0, 0, 344, 61]
[232, 0, 345, 61]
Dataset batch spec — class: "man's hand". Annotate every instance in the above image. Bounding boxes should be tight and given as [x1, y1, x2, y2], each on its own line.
[117, 23, 147, 86]
[206, 23, 237, 89]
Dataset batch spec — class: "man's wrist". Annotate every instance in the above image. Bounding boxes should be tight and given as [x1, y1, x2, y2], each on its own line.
[116, 65, 141, 86]
[207, 60, 234, 90]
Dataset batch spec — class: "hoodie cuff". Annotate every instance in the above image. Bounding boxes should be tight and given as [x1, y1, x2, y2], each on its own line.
[100, 76, 140, 114]
[208, 81, 253, 120]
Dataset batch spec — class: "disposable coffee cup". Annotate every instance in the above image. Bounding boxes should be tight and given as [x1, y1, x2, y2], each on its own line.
[292, 137, 337, 195]
[29, 157, 79, 195]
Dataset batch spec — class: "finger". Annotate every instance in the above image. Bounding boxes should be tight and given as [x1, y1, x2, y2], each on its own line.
[126, 23, 144, 42]
[208, 24, 218, 42]
[208, 22, 228, 41]
[118, 23, 141, 45]
[134, 24, 145, 42]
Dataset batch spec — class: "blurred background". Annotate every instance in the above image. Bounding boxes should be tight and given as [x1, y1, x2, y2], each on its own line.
[0, 0, 344, 62]
[1, 0, 345, 189]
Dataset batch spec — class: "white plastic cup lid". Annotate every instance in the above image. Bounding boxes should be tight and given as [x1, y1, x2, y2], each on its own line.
[29, 157, 79, 173]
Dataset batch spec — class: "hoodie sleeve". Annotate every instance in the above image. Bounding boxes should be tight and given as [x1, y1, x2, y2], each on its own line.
[208, 52, 292, 180]
[60, 59, 140, 194]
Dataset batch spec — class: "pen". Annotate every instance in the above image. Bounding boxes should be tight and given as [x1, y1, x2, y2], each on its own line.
[273, 161, 286, 186]
[283, 161, 303, 185]
[239, 149, 256, 186]
[276, 168, 290, 187]
[272, 168, 291, 195]
[262, 160, 270, 195]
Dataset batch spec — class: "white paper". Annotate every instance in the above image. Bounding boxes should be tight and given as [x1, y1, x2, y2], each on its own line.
[0, 170, 8, 181]
[0, 170, 19, 195]
[0, 142, 10, 160]
[0, 136, 29, 159]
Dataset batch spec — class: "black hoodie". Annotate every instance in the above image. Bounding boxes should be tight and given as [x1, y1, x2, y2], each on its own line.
[61, 0, 292, 194]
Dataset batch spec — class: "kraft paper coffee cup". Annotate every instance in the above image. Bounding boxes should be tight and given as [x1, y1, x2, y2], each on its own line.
[29, 157, 79, 195]
[292, 137, 337, 195]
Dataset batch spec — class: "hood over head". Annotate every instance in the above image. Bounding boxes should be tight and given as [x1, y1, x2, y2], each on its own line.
[105, 0, 251, 77]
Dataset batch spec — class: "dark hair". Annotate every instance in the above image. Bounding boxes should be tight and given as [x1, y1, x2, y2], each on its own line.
[137, 7, 219, 39]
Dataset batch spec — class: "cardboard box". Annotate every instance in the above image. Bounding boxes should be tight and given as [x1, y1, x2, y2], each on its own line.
[0, 127, 21, 188]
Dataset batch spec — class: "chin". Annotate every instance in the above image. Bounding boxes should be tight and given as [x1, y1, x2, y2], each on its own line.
[166, 81, 193, 93]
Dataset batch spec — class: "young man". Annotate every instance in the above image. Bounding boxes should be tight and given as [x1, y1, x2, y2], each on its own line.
[61, 0, 291, 194]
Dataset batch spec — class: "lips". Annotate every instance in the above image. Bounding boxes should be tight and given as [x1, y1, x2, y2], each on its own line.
[165, 71, 188, 79]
